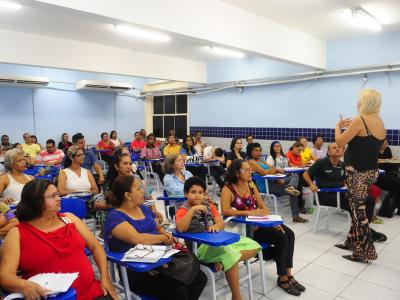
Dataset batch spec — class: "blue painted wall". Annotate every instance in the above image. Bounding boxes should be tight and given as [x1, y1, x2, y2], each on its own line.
[191, 30, 400, 131]
[0, 63, 152, 144]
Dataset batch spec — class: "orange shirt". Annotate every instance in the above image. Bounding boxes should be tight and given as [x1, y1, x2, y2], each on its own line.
[286, 150, 302, 167]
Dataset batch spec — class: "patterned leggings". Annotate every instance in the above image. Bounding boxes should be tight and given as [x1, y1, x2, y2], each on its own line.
[344, 166, 378, 261]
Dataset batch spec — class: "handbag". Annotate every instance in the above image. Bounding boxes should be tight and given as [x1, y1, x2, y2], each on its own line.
[158, 251, 200, 285]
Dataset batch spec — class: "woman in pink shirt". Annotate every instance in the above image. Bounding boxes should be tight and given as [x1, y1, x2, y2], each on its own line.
[140, 133, 164, 182]
[96, 132, 115, 166]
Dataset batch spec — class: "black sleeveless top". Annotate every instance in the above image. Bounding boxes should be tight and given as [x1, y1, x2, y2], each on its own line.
[344, 116, 384, 172]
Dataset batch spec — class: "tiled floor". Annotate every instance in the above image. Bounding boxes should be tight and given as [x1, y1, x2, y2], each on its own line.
[138, 185, 400, 300]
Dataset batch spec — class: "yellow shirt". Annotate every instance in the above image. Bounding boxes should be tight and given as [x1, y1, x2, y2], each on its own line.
[22, 143, 41, 158]
[300, 147, 313, 164]
[163, 144, 181, 156]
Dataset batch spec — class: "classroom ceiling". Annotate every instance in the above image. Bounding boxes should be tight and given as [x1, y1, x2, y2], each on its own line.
[222, 0, 400, 39]
[0, 0, 399, 66]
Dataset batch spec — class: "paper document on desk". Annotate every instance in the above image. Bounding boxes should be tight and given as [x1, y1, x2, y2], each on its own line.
[4, 272, 78, 300]
[122, 244, 180, 263]
[246, 215, 283, 222]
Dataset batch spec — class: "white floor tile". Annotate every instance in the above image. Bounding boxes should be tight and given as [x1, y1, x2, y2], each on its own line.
[297, 231, 346, 251]
[374, 250, 400, 271]
[294, 264, 354, 295]
[340, 278, 400, 300]
[266, 284, 336, 300]
[265, 257, 309, 275]
[313, 250, 368, 277]
[294, 242, 326, 262]
[359, 264, 400, 291]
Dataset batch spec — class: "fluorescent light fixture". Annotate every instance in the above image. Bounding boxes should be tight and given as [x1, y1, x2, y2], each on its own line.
[114, 24, 171, 42]
[0, 1, 21, 10]
[208, 46, 245, 58]
[342, 7, 382, 31]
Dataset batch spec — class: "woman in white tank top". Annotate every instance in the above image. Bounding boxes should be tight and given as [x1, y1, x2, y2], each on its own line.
[0, 149, 33, 203]
[57, 146, 98, 196]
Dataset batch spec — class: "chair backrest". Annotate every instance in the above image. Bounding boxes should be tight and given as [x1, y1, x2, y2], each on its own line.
[60, 197, 88, 219]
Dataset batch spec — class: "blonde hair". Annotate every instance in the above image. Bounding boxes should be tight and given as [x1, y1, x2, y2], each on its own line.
[358, 89, 381, 115]
[4, 149, 24, 172]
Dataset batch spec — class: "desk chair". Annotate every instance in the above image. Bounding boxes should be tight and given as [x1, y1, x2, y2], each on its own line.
[313, 186, 350, 233]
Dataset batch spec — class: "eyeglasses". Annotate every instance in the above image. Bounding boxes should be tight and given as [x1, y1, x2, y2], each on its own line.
[75, 153, 85, 157]
[45, 192, 60, 200]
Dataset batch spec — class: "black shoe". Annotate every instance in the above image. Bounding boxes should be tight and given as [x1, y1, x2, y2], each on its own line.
[342, 255, 368, 263]
[334, 244, 351, 250]
[288, 276, 306, 292]
[277, 278, 301, 296]
[370, 228, 387, 242]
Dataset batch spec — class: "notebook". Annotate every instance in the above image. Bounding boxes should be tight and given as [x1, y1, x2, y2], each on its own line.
[246, 215, 283, 222]
[4, 272, 79, 300]
[122, 244, 179, 263]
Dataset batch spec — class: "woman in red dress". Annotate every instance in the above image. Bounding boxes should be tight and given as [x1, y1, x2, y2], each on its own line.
[0, 179, 117, 300]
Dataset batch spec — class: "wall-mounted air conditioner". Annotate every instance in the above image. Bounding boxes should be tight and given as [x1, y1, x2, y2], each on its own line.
[0, 75, 50, 88]
[76, 80, 133, 93]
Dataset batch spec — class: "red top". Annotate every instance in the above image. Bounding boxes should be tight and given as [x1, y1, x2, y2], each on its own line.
[97, 140, 114, 156]
[286, 150, 302, 167]
[131, 139, 146, 150]
[18, 213, 103, 300]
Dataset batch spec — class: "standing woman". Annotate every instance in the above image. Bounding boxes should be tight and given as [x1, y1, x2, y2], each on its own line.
[335, 89, 386, 263]
[58, 133, 73, 155]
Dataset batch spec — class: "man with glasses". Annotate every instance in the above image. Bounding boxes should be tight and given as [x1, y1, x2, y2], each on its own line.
[35, 139, 65, 167]
[71, 133, 105, 185]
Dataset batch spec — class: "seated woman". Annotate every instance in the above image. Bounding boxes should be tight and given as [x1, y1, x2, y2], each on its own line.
[203, 146, 226, 190]
[0, 179, 117, 300]
[104, 175, 207, 300]
[31, 135, 44, 150]
[286, 142, 306, 168]
[247, 144, 306, 223]
[140, 133, 165, 182]
[0, 202, 18, 241]
[176, 176, 260, 300]
[226, 138, 246, 168]
[220, 161, 305, 296]
[163, 154, 193, 196]
[58, 132, 73, 155]
[296, 137, 317, 166]
[179, 135, 207, 181]
[109, 130, 123, 148]
[96, 132, 115, 166]
[0, 149, 33, 204]
[105, 150, 162, 224]
[58, 145, 99, 196]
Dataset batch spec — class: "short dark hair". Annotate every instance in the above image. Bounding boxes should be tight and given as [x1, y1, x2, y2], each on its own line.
[72, 133, 84, 144]
[134, 131, 140, 136]
[184, 176, 206, 194]
[101, 132, 108, 139]
[46, 139, 55, 146]
[246, 134, 254, 140]
[1, 135, 8, 139]
[12, 143, 21, 149]
[214, 147, 224, 157]
[31, 135, 38, 143]
[230, 137, 242, 151]
[225, 159, 245, 184]
[147, 133, 155, 140]
[312, 135, 323, 144]
[110, 175, 136, 208]
[246, 142, 262, 158]
[16, 179, 54, 221]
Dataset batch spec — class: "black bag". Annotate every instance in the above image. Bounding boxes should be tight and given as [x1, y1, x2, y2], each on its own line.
[378, 192, 396, 218]
[158, 251, 200, 285]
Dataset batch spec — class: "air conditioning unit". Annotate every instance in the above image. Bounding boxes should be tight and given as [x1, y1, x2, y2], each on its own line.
[76, 80, 133, 93]
[0, 75, 49, 88]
